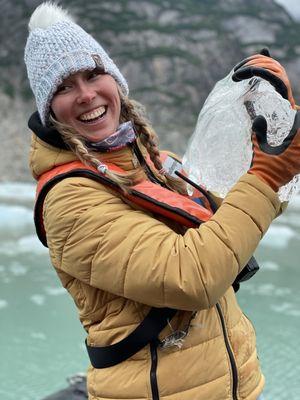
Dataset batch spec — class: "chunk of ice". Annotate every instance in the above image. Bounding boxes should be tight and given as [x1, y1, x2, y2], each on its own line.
[183, 71, 299, 201]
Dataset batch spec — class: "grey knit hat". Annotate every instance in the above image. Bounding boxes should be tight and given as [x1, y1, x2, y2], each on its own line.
[24, 2, 129, 126]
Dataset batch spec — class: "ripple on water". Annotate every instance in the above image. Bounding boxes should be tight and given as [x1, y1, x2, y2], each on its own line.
[260, 224, 297, 249]
[0, 204, 33, 231]
[44, 286, 66, 296]
[261, 260, 280, 271]
[10, 262, 28, 276]
[17, 235, 48, 254]
[278, 212, 300, 228]
[0, 299, 8, 309]
[0, 235, 48, 256]
[0, 182, 35, 202]
[242, 283, 292, 297]
[30, 294, 45, 306]
[270, 302, 300, 317]
[30, 332, 47, 340]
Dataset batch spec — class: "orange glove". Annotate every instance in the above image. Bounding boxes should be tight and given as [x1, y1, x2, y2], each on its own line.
[248, 112, 300, 192]
[232, 50, 296, 109]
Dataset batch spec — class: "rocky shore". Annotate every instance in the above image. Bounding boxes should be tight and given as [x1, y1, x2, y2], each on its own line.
[42, 374, 87, 400]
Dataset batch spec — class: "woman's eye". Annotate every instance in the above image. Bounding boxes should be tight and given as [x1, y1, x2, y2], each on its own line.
[56, 85, 71, 94]
[88, 70, 102, 80]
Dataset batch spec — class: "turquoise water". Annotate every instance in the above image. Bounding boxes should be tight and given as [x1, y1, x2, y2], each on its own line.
[0, 183, 299, 400]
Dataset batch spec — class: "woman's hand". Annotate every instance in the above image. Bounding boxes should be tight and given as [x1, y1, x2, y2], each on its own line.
[232, 50, 296, 109]
[248, 111, 300, 191]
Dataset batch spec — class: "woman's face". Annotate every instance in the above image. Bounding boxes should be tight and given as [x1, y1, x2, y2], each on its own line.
[51, 69, 121, 142]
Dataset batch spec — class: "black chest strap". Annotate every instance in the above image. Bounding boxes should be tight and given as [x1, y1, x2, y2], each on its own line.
[85, 307, 177, 368]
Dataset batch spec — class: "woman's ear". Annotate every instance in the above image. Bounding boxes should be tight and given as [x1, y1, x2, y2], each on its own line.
[118, 87, 128, 123]
[48, 109, 57, 126]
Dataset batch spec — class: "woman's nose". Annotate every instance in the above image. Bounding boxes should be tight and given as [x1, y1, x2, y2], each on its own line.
[76, 84, 96, 104]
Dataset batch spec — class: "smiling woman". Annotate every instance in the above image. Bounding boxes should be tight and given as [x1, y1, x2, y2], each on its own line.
[51, 70, 121, 142]
[24, 2, 300, 400]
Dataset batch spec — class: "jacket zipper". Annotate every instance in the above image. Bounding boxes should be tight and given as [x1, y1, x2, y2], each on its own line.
[216, 303, 238, 400]
[150, 341, 160, 400]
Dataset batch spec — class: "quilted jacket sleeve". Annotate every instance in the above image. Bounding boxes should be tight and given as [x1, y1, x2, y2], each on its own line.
[44, 173, 281, 311]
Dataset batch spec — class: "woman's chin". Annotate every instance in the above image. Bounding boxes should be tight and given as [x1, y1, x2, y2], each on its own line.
[71, 115, 120, 142]
[78, 128, 114, 142]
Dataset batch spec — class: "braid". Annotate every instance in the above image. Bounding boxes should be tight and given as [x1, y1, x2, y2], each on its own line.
[59, 126, 101, 168]
[119, 92, 187, 194]
[120, 97, 161, 168]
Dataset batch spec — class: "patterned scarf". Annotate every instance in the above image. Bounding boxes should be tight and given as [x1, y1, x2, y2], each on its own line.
[86, 121, 136, 152]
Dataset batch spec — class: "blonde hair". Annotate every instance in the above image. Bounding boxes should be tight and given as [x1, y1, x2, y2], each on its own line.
[50, 93, 187, 194]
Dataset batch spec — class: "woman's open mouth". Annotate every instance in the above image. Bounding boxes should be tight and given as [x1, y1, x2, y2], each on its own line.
[78, 106, 107, 124]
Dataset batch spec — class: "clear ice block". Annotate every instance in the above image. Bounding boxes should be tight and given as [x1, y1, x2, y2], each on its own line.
[182, 71, 298, 201]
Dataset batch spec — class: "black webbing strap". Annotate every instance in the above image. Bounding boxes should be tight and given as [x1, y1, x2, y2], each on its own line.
[85, 306, 177, 368]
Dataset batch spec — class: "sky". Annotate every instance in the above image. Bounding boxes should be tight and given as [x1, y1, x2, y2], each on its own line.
[275, 0, 300, 20]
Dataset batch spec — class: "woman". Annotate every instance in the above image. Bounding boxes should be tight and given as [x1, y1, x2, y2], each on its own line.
[25, 3, 300, 400]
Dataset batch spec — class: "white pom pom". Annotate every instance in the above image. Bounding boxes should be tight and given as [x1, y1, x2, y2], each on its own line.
[28, 1, 75, 31]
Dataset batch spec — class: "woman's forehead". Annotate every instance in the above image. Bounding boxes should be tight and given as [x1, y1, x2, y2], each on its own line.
[62, 69, 91, 82]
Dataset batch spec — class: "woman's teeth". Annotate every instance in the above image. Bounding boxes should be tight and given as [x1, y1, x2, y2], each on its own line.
[79, 106, 106, 122]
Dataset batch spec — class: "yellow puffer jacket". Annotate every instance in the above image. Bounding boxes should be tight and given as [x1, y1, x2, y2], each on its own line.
[29, 133, 282, 400]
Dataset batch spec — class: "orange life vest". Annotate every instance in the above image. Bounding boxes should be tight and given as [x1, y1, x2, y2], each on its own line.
[34, 153, 214, 247]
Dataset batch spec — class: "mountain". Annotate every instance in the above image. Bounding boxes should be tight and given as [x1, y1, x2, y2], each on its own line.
[1, 0, 300, 181]
[275, 0, 300, 20]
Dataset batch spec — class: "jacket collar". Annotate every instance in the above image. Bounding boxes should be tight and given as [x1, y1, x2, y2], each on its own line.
[28, 111, 68, 150]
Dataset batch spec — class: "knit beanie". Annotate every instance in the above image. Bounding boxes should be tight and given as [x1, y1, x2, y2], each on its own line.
[24, 2, 129, 126]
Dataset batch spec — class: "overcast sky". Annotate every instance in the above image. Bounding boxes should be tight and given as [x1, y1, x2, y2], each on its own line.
[275, 0, 300, 20]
